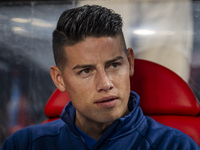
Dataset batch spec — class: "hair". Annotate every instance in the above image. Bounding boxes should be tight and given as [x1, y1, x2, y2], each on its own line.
[52, 5, 126, 71]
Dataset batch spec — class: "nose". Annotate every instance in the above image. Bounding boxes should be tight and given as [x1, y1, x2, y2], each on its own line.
[96, 70, 114, 92]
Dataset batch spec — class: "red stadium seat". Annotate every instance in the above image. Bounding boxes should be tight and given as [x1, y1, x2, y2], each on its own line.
[43, 59, 200, 145]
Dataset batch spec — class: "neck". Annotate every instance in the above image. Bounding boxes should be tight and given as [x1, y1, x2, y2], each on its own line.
[75, 113, 111, 140]
[75, 108, 130, 141]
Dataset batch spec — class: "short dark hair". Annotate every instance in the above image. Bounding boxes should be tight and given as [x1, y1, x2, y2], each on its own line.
[52, 5, 126, 71]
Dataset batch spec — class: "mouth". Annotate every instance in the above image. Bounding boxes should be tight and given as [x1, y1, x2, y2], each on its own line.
[95, 96, 119, 108]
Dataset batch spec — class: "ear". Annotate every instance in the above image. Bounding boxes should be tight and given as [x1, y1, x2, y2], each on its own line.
[127, 48, 134, 76]
[50, 65, 66, 92]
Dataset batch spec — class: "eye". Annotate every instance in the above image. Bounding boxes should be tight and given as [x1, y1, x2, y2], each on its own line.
[78, 68, 94, 78]
[110, 63, 120, 68]
[78, 68, 91, 75]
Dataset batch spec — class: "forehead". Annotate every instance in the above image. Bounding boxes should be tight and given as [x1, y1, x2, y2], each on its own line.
[63, 36, 125, 66]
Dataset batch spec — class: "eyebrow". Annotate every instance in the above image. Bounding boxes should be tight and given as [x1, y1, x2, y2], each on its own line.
[105, 56, 123, 65]
[72, 56, 124, 70]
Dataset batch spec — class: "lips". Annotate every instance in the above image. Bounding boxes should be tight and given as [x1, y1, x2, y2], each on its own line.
[95, 96, 119, 108]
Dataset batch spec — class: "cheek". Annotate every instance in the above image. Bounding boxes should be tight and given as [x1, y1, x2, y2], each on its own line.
[114, 67, 131, 98]
[64, 73, 91, 91]
[64, 76, 94, 104]
[114, 66, 130, 86]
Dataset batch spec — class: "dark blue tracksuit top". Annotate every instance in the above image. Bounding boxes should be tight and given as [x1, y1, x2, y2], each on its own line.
[1, 91, 200, 150]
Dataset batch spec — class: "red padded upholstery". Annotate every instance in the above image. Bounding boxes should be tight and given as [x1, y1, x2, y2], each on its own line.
[131, 59, 200, 116]
[44, 89, 70, 119]
[44, 59, 200, 145]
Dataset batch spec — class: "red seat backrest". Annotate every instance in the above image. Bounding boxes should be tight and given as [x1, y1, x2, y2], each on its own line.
[131, 59, 200, 116]
[44, 89, 70, 119]
[44, 59, 200, 145]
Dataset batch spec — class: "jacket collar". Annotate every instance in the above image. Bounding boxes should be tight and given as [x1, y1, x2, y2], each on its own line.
[60, 91, 143, 129]
[60, 91, 144, 148]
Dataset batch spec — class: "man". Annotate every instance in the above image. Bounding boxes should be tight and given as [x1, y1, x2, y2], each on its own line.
[1, 5, 199, 150]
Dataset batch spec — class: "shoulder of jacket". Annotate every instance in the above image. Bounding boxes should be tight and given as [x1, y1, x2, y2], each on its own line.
[136, 116, 199, 149]
[1, 119, 67, 150]
[14, 119, 65, 142]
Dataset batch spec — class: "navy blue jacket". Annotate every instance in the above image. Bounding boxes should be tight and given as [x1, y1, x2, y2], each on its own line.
[1, 91, 200, 150]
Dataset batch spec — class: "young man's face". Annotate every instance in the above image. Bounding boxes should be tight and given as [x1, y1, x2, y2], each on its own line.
[51, 35, 134, 127]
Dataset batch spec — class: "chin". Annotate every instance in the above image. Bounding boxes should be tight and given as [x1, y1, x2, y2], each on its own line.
[96, 113, 123, 124]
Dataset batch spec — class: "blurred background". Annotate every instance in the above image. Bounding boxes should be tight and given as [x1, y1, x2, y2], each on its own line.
[0, 0, 200, 146]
